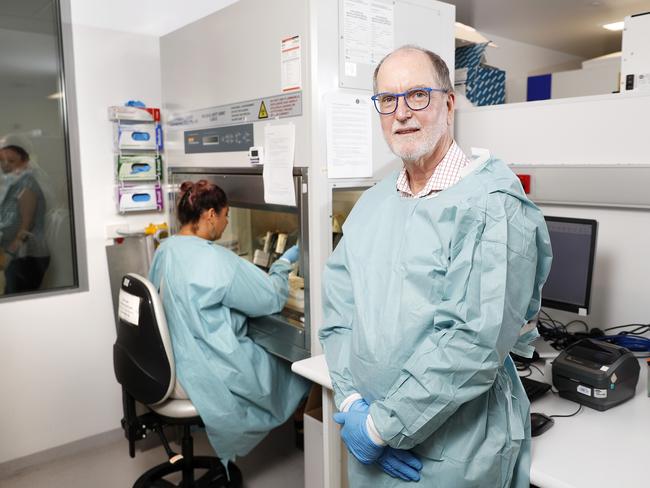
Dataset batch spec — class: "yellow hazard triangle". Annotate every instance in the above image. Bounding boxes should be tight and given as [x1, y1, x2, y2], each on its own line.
[258, 101, 268, 119]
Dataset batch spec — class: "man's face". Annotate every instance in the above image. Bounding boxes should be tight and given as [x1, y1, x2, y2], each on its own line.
[375, 50, 453, 164]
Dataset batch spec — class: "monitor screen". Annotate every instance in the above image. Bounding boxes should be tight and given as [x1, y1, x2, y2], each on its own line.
[542, 216, 597, 315]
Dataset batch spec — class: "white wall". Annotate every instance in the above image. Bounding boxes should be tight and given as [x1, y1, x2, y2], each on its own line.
[455, 91, 650, 165]
[551, 63, 619, 100]
[481, 32, 584, 103]
[0, 24, 162, 464]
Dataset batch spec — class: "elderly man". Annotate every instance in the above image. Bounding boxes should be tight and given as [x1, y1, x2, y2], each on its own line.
[320, 45, 552, 487]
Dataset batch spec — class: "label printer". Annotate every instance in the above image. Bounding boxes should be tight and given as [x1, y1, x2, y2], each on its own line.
[552, 339, 640, 411]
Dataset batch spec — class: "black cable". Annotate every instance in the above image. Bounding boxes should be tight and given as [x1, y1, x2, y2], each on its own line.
[537, 310, 650, 352]
[539, 309, 564, 330]
[529, 363, 544, 376]
[550, 403, 582, 418]
[603, 323, 650, 335]
[537, 312, 575, 350]
[564, 320, 589, 332]
[518, 368, 532, 378]
[513, 358, 532, 375]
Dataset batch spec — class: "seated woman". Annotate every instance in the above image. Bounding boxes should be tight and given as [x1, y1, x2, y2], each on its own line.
[0, 145, 49, 294]
[148, 180, 310, 463]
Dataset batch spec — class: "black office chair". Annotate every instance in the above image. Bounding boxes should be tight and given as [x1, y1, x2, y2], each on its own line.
[113, 272, 242, 488]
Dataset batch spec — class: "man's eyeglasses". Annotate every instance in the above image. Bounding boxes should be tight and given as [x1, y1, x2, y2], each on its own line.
[371, 87, 448, 115]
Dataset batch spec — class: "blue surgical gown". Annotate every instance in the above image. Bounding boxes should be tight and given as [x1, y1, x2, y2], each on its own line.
[149, 235, 310, 462]
[320, 157, 552, 487]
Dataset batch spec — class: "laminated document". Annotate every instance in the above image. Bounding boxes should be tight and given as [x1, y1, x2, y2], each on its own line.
[326, 93, 372, 178]
[263, 124, 296, 206]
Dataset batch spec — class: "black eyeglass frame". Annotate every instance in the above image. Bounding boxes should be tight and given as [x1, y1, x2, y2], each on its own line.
[371, 87, 449, 115]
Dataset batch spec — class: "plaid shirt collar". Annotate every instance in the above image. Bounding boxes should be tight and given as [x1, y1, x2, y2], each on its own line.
[396, 141, 469, 199]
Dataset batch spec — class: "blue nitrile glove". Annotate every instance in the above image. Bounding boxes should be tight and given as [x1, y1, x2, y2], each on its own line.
[376, 447, 423, 482]
[280, 244, 300, 264]
[333, 405, 383, 464]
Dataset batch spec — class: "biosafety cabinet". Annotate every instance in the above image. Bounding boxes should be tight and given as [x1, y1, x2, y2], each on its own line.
[168, 166, 311, 361]
[161, 0, 455, 357]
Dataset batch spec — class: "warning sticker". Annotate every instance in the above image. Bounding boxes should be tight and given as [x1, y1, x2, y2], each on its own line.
[258, 101, 269, 119]
[281, 35, 302, 92]
[167, 92, 302, 130]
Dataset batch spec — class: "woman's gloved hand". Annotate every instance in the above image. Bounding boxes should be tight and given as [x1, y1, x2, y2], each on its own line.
[279, 245, 300, 263]
[376, 447, 423, 482]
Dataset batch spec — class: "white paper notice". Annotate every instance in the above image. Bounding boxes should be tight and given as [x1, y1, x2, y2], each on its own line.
[118, 289, 141, 326]
[263, 124, 296, 206]
[326, 94, 372, 178]
[370, 0, 394, 64]
[281, 35, 302, 92]
[343, 0, 371, 64]
[343, 0, 394, 65]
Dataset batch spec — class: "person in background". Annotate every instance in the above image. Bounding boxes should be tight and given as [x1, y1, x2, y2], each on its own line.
[320, 45, 552, 487]
[148, 179, 310, 463]
[0, 145, 49, 294]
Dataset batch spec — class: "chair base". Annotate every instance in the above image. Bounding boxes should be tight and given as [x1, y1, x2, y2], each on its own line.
[133, 457, 242, 488]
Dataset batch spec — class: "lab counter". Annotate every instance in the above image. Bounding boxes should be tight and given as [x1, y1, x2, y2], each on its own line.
[292, 354, 331, 389]
[292, 354, 650, 488]
[528, 356, 648, 488]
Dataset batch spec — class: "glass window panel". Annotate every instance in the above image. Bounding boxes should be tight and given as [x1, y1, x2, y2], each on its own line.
[0, 0, 78, 298]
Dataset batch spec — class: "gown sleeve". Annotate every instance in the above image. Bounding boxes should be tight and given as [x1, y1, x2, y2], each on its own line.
[221, 256, 292, 317]
[319, 234, 360, 409]
[369, 192, 552, 449]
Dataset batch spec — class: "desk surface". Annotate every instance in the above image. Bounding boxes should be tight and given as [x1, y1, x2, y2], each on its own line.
[528, 357, 648, 488]
[292, 354, 650, 488]
[292, 354, 332, 390]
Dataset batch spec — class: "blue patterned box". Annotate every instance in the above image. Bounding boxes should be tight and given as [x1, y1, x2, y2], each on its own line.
[455, 42, 488, 69]
[466, 65, 506, 106]
[455, 43, 505, 106]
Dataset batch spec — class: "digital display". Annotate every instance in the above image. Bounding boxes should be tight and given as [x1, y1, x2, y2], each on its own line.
[203, 135, 220, 145]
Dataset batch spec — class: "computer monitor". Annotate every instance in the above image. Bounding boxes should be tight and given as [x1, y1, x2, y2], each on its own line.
[542, 216, 597, 315]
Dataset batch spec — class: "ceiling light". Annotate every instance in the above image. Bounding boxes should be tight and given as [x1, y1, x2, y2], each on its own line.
[47, 91, 64, 99]
[602, 21, 624, 31]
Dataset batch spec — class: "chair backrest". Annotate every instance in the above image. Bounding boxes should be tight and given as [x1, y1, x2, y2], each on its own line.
[113, 273, 176, 406]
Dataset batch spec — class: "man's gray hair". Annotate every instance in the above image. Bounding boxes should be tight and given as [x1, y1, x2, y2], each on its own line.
[372, 45, 453, 94]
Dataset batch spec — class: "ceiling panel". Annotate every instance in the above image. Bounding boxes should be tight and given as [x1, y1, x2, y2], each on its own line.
[448, 0, 649, 58]
[2, 0, 648, 60]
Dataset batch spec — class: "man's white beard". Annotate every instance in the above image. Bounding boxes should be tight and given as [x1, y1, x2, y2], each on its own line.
[388, 121, 446, 167]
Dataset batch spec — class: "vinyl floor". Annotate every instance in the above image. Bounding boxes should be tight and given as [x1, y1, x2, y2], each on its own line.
[1, 420, 304, 488]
